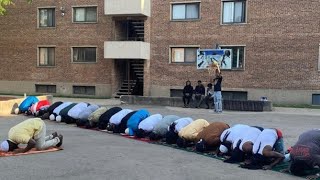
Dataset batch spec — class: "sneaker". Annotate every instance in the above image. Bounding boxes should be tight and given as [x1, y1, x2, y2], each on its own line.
[56, 134, 63, 147]
[52, 132, 58, 138]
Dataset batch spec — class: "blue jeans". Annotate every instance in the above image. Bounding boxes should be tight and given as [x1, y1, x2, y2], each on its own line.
[273, 137, 285, 155]
[213, 91, 222, 112]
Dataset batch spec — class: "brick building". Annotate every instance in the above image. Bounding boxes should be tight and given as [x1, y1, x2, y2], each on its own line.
[0, 0, 319, 104]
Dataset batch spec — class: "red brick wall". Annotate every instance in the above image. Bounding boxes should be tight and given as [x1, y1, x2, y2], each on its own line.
[0, 0, 113, 84]
[149, 0, 320, 90]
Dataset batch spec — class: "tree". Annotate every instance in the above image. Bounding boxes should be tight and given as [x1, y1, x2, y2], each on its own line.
[0, 0, 32, 15]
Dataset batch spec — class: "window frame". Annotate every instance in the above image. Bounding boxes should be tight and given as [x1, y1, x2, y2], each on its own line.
[72, 6, 98, 23]
[170, 1, 201, 21]
[71, 46, 98, 63]
[219, 45, 246, 70]
[35, 84, 57, 94]
[37, 7, 56, 28]
[73, 86, 96, 96]
[37, 46, 56, 67]
[221, 0, 247, 25]
[169, 45, 200, 64]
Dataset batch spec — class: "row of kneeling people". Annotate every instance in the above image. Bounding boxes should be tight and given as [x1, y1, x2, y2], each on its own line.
[9, 97, 320, 177]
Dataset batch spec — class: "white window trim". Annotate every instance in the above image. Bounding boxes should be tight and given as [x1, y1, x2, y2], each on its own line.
[37, 6, 56, 28]
[71, 46, 98, 64]
[219, 45, 246, 70]
[220, 0, 248, 25]
[37, 45, 56, 67]
[72, 5, 98, 23]
[170, 1, 201, 21]
[169, 45, 200, 64]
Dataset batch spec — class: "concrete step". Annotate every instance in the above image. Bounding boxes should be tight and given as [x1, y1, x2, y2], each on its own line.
[116, 92, 132, 96]
[131, 64, 144, 67]
[119, 89, 133, 92]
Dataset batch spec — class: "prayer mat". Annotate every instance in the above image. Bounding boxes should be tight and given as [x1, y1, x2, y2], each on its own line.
[0, 147, 63, 157]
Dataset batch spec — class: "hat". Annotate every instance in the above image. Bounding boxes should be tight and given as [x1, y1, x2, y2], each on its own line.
[0, 140, 9, 152]
[49, 114, 55, 121]
[125, 128, 129, 135]
[219, 145, 228, 153]
[14, 108, 19, 115]
[56, 116, 62, 122]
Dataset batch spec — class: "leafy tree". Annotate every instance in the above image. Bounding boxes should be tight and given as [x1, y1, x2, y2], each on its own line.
[0, 0, 32, 15]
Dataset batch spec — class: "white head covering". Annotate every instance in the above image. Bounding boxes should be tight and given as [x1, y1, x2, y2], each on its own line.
[14, 108, 19, 115]
[125, 128, 129, 135]
[56, 116, 62, 122]
[219, 145, 228, 154]
[0, 141, 9, 152]
[49, 114, 55, 121]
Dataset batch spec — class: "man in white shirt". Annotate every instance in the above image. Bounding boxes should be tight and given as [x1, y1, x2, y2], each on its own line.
[136, 114, 163, 138]
[219, 124, 251, 154]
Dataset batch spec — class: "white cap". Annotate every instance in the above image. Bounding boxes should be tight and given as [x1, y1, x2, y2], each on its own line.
[49, 114, 55, 121]
[125, 128, 129, 135]
[0, 141, 9, 152]
[14, 108, 19, 115]
[219, 145, 228, 154]
[283, 154, 291, 163]
[56, 116, 62, 122]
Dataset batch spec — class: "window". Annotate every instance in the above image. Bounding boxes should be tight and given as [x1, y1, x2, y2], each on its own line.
[220, 46, 245, 69]
[171, 47, 198, 63]
[73, 86, 95, 95]
[172, 3, 200, 20]
[222, 0, 246, 24]
[35, 85, 56, 93]
[39, 47, 55, 66]
[39, 8, 55, 27]
[72, 47, 97, 63]
[312, 94, 320, 105]
[73, 7, 97, 22]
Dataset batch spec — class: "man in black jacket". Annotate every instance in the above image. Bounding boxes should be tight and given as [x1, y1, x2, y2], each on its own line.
[194, 80, 205, 108]
[182, 81, 193, 108]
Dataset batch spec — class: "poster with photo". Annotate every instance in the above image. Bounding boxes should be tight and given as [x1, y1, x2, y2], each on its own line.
[197, 49, 232, 70]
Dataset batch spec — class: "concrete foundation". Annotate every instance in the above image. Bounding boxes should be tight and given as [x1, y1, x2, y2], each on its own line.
[150, 85, 320, 105]
[0, 80, 112, 98]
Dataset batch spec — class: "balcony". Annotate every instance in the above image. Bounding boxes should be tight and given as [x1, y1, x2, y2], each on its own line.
[104, 41, 150, 59]
[104, 0, 151, 17]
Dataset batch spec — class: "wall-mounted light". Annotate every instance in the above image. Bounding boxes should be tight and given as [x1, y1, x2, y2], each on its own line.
[60, 7, 65, 16]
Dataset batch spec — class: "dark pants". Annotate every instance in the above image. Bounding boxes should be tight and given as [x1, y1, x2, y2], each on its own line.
[204, 95, 214, 108]
[195, 94, 205, 108]
[183, 95, 192, 106]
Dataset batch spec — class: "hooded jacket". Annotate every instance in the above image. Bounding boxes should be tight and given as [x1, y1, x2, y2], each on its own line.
[183, 81, 194, 96]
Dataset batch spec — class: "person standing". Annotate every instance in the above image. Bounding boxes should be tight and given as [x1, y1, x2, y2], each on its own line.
[213, 73, 223, 113]
[204, 83, 214, 109]
[194, 80, 205, 108]
[182, 81, 193, 108]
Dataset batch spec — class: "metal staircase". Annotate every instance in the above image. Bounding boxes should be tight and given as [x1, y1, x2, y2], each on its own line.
[114, 60, 144, 98]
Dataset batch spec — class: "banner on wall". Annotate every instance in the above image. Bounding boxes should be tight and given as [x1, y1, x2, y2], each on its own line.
[197, 49, 232, 70]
